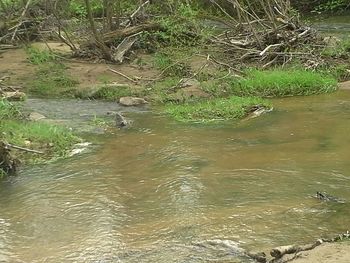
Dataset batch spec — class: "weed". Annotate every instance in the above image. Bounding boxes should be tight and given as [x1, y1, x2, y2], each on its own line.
[165, 96, 271, 122]
[0, 99, 21, 120]
[26, 46, 55, 65]
[231, 69, 337, 97]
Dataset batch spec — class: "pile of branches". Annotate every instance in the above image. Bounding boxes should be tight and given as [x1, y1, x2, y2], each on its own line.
[211, 0, 324, 68]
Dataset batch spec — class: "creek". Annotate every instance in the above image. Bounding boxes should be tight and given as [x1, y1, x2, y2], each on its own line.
[0, 90, 350, 262]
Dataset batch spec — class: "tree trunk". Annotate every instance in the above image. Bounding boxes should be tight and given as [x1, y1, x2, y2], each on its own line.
[84, 0, 113, 61]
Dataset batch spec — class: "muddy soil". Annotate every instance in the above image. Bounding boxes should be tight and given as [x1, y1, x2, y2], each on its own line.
[0, 42, 160, 94]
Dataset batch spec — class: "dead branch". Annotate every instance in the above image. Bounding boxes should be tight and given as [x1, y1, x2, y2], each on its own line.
[4, 142, 44, 154]
[108, 67, 138, 83]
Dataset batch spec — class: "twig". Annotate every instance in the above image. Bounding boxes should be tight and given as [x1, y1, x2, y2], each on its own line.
[5, 143, 44, 154]
[108, 67, 138, 83]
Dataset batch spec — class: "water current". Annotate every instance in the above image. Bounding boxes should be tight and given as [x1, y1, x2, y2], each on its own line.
[1, 90, 350, 262]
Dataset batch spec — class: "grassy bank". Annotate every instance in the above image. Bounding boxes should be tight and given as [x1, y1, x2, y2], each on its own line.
[0, 99, 80, 170]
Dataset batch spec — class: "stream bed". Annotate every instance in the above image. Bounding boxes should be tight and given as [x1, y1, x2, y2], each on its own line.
[1, 91, 350, 262]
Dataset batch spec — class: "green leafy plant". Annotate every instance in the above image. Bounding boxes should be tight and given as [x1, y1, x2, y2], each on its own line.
[0, 99, 21, 120]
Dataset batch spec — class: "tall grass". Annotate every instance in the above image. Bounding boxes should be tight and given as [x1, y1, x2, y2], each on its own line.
[0, 99, 21, 120]
[231, 69, 338, 97]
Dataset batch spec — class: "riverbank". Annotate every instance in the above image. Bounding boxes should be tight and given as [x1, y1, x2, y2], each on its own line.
[290, 242, 350, 263]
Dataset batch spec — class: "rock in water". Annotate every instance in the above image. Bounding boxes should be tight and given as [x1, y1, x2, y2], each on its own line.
[119, 96, 147, 106]
[115, 112, 130, 128]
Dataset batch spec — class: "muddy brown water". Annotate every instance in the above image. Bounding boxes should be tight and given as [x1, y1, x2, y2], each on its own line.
[1, 91, 350, 262]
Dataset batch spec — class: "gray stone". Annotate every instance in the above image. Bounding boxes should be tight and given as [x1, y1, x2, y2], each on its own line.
[119, 96, 147, 106]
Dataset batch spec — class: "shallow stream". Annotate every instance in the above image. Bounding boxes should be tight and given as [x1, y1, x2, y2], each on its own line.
[1, 90, 350, 262]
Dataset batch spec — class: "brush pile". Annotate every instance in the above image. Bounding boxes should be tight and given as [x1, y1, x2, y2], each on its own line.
[210, 0, 324, 68]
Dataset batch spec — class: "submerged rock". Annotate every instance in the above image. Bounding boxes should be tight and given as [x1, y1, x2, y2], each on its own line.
[114, 112, 131, 128]
[119, 96, 148, 106]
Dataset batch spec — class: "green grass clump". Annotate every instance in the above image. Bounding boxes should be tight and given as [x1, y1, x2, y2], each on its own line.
[232, 69, 337, 97]
[29, 62, 79, 97]
[165, 96, 271, 122]
[26, 46, 56, 65]
[0, 99, 21, 120]
[0, 120, 80, 157]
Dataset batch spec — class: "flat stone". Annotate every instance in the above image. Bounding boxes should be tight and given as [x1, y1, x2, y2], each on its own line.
[119, 96, 147, 106]
[28, 112, 46, 121]
[339, 80, 350, 90]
